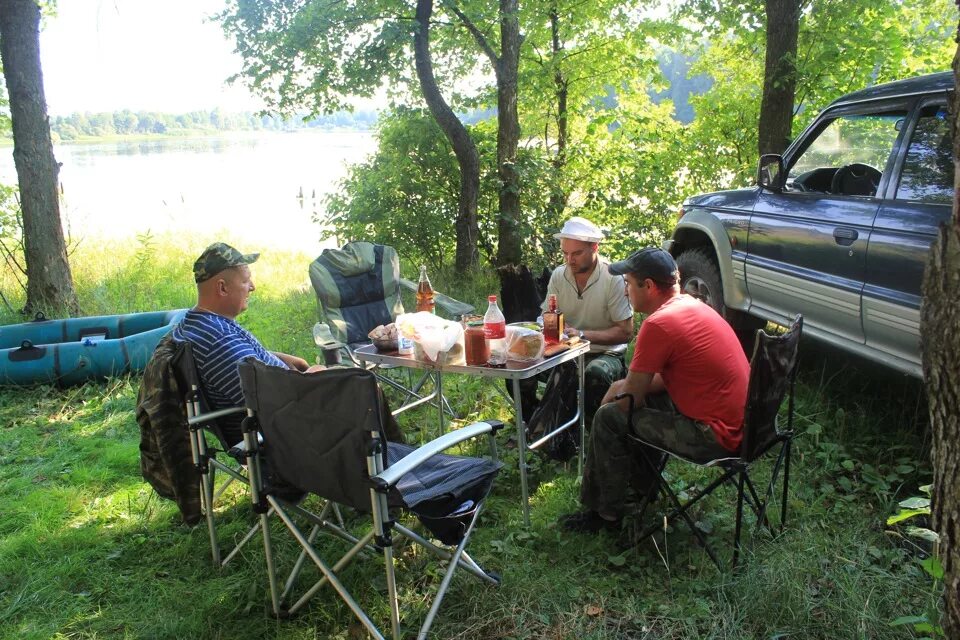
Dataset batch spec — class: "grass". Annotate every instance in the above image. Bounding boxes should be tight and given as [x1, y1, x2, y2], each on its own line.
[0, 237, 941, 639]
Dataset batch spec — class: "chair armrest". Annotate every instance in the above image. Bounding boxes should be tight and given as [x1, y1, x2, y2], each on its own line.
[371, 420, 504, 489]
[187, 406, 246, 426]
[399, 278, 476, 319]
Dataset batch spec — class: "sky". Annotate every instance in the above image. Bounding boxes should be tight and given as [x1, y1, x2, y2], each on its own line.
[39, 0, 264, 115]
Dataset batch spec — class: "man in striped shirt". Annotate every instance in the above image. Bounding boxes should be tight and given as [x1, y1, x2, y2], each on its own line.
[173, 242, 401, 445]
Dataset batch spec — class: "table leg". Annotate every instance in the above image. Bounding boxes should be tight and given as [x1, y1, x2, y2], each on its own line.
[435, 371, 444, 437]
[577, 351, 585, 477]
[512, 377, 530, 527]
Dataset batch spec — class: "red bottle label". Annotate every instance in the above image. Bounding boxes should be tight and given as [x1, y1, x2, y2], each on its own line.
[483, 320, 505, 339]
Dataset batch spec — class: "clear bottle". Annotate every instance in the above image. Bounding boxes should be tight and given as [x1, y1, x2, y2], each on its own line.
[542, 294, 564, 345]
[483, 295, 507, 366]
[416, 265, 436, 313]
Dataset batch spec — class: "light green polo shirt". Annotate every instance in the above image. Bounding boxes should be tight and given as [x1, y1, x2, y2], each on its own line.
[543, 257, 633, 351]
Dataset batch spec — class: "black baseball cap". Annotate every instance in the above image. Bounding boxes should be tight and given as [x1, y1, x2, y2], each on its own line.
[608, 247, 678, 284]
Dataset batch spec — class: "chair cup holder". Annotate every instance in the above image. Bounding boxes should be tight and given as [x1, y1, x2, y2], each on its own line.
[321, 347, 342, 366]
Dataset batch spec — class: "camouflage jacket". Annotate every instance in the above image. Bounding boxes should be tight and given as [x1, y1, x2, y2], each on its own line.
[136, 334, 201, 524]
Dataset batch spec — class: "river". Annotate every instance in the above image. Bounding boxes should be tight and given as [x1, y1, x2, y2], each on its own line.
[0, 129, 376, 255]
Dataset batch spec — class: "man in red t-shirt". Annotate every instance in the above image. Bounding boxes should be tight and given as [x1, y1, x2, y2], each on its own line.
[561, 247, 750, 534]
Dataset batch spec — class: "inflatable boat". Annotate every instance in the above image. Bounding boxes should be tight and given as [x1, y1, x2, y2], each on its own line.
[0, 309, 187, 386]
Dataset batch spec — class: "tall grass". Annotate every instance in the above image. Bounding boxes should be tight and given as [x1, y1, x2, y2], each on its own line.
[0, 237, 939, 639]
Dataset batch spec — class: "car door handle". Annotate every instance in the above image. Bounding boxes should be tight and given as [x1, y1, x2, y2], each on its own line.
[833, 227, 858, 246]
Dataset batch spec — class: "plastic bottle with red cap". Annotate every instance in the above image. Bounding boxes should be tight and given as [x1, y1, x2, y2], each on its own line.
[483, 295, 506, 366]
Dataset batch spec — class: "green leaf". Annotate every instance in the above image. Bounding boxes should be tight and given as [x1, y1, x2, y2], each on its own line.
[890, 615, 927, 627]
[840, 459, 855, 471]
[905, 527, 939, 543]
[898, 497, 929, 509]
[607, 554, 627, 567]
[920, 556, 944, 580]
[886, 508, 929, 525]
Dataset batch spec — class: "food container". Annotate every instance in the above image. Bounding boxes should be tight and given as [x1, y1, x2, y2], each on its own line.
[368, 323, 401, 352]
[372, 337, 398, 352]
[464, 321, 489, 366]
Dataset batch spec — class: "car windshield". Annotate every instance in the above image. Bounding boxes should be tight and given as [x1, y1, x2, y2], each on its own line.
[788, 111, 905, 182]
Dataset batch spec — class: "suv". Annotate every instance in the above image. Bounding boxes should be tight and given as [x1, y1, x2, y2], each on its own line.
[665, 72, 953, 378]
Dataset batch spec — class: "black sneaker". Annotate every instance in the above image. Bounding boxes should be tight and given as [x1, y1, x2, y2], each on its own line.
[559, 510, 621, 534]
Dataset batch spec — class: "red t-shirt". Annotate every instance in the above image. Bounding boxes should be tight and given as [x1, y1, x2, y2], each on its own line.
[630, 294, 750, 452]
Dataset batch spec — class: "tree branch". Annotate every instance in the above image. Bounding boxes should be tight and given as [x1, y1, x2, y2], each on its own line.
[441, 0, 500, 71]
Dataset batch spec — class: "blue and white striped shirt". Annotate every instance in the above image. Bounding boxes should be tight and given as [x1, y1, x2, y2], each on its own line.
[172, 309, 288, 414]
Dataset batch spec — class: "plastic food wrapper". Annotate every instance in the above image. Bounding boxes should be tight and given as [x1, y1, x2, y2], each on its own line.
[395, 312, 465, 365]
[505, 325, 545, 361]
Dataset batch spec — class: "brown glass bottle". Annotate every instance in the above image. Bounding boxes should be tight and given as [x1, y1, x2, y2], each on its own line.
[416, 265, 435, 313]
[542, 294, 564, 344]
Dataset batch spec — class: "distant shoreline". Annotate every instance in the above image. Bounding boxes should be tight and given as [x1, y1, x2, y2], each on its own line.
[0, 127, 374, 148]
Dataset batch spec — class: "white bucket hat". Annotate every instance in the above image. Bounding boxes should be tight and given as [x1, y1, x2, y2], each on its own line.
[553, 216, 603, 243]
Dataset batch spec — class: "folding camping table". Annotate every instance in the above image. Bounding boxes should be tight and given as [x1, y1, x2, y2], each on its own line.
[355, 341, 590, 526]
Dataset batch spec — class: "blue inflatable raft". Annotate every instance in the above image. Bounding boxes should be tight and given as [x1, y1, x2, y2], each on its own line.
[0, 309, 187, 386]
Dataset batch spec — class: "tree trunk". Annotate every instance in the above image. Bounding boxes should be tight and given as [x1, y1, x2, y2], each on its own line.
[495, 0, 522, 267]
[414, 0, 480, 274]
[0, 0, 78, 315]
[920, 23, 960, 638]
[757, 0, 800, 156]
[923, 220, 960, 640]
[546, 7, 568, 219]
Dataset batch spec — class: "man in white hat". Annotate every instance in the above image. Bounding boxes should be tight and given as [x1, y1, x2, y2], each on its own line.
[527, 217, 634, 422]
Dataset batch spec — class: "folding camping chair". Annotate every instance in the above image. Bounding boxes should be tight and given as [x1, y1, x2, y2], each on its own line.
[237, 360, 503, 640]
[308, 241, 474, 419]
[624, 314, 802, 569]
[168, 340, 262, 567]
[172, 342, 349, 569]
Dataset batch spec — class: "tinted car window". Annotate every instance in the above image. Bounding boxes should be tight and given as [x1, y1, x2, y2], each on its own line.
[787, 111, 906, 195]
[896, 104, 953, 204]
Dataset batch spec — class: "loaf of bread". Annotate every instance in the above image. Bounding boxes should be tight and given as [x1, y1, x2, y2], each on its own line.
[506, 327, 544, 360]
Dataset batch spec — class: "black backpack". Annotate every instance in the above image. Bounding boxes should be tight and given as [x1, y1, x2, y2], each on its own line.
[526, 362, 579, 462]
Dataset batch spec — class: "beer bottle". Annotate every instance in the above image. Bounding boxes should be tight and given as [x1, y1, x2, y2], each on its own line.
[416, 265, 436, 313]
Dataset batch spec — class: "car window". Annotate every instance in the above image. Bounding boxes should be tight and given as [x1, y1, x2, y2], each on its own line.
[895, 104, 953, 205]
[786, 111, 906, 196]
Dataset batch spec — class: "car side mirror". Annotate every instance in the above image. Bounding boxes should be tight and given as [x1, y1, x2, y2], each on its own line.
[757, 154, 785, 192]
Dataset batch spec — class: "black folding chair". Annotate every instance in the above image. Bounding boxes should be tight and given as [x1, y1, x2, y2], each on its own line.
[238, 360, 503, 639]
[625, 314, 802, 569]
[172, 342, 346, 569]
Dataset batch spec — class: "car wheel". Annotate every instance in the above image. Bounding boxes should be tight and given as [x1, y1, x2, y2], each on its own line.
[677, 248, 723, 312]
[676, 247, 765, 351]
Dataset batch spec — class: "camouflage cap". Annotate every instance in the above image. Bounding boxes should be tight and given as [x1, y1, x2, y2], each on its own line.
[193, 242, 259, 283]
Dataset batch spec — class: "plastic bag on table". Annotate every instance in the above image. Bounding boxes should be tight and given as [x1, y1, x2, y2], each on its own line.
[395, 312, 465, 365]
[504, 325, 545, 361]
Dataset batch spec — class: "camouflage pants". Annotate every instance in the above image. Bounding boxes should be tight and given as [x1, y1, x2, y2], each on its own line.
[512, 351, 625, 423]
[580, 393, 731, 518]
[582, 353, 627, 419]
